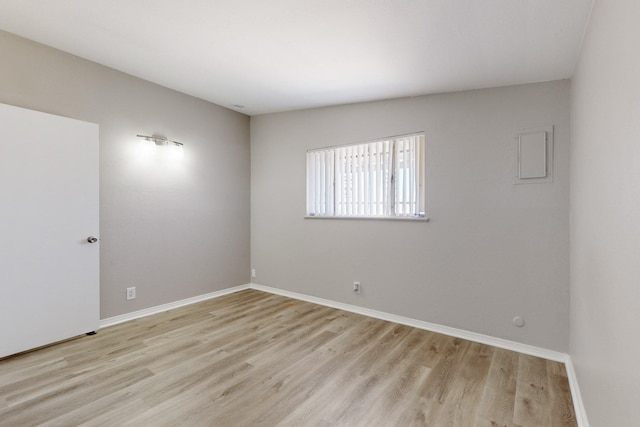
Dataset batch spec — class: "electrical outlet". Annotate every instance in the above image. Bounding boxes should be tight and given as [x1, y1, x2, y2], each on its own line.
[353, 281, 361, 294]
[251, 268, 256, 278]
[126, 287, 136, 300]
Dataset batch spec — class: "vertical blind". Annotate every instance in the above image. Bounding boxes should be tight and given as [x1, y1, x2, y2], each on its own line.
[306, 148, 335, 216]
[306, 133, 425, 218]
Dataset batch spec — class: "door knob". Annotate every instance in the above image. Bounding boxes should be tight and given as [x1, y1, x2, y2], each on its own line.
[87, 236, 98, 243]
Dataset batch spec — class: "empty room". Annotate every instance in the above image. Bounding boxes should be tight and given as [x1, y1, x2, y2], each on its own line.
[0, 1, 638, 426]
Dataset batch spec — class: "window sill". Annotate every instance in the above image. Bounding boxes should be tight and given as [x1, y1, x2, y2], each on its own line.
[304, 215, 430, 222]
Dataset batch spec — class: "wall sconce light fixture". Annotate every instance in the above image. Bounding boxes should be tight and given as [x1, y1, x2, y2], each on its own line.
[136, 134, 184, 159]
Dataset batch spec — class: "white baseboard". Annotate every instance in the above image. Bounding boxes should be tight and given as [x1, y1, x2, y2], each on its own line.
[98, 281, 588, 426]
[99, 282, 565, 361]
[250, 283, 567, 362]
[250, 283, 589, 427]
[564, 357, 590, 427]
[249, 283, 589, 427]
[99, 284, 250, 328]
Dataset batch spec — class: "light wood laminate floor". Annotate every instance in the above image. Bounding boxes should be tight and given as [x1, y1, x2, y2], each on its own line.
[0, 289, 576, 426]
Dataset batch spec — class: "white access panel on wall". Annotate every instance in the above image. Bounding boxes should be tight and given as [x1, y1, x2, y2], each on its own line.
[518, 131, 547, 179]
[0, 103, 99, 358]
[514, 126, 554, 184]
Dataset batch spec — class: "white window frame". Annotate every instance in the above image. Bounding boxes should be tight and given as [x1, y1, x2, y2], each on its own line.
[306, 133, 426, 220]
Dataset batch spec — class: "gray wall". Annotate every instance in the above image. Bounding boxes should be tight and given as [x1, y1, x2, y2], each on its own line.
[571, 0, 640, 424]
[0, 30, 250, 319]
[251, 81, 570, 351]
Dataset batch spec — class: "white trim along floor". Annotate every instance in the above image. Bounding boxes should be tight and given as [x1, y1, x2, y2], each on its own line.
[99, 283, 589, 427]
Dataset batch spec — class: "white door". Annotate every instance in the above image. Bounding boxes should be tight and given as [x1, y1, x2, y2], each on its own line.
[0, 103, 99, 358]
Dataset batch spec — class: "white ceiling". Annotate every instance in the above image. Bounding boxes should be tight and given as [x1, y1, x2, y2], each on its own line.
[0, 1, 593, 116]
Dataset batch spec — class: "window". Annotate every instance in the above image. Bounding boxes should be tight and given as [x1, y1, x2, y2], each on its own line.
[306, 133, 425, 219]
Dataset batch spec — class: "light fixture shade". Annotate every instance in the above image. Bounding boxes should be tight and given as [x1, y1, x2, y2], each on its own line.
[136, 134, 184, 160]
[169, 142, 184, 159]
[139, 137, 157, 155]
